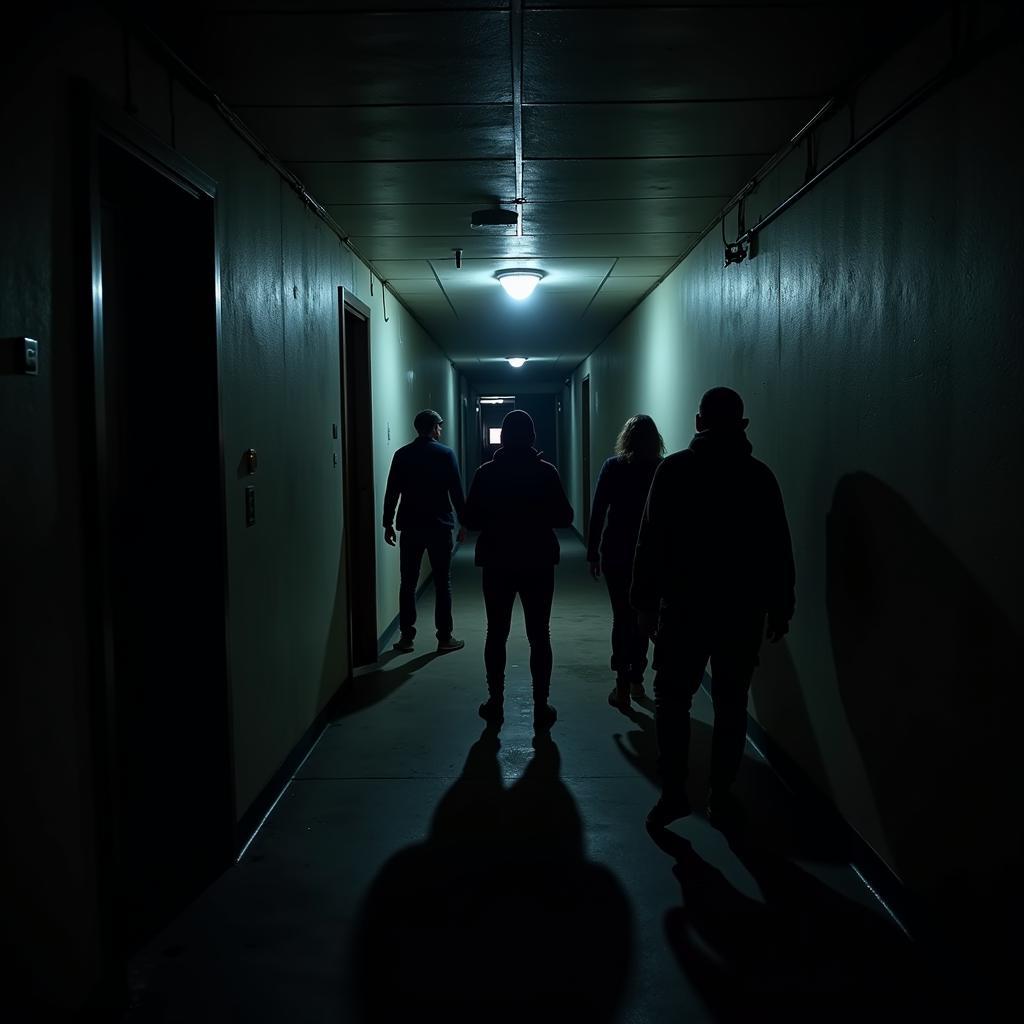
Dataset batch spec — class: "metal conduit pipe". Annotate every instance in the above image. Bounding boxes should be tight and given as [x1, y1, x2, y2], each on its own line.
[732, 25, 1009, 252]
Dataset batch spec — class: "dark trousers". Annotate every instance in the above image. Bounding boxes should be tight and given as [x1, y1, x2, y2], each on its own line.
[652, 608, 764, 793]
[481, 565, 555, 701]
[603, 562, 649, 683]
[399, 525, 454, 640]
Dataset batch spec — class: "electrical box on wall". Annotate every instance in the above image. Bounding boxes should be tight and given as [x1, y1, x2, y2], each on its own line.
[0, 337, 39, 375]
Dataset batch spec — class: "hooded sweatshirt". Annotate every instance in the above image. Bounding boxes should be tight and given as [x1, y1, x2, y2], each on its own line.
[630, 429, 795, 621]
[463, 445, 574, 569]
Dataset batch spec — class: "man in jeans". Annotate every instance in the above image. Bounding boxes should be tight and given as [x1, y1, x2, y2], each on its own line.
[383, 409, 466, 653]
[631, 387, 795, 828]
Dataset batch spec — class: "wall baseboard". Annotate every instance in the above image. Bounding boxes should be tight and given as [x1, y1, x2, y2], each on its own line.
[737, 695, 921, 941]
[237, 549, 455, 856]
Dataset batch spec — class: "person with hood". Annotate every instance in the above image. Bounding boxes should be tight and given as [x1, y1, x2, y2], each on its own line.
[587, 414, 665, 710]
[463, 409, 574, 730]
[631, 387, 795, 828]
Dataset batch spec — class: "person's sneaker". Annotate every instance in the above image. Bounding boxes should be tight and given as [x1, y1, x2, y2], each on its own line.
[393, 634, 414, 653]
[437, 636, 465, 653]
[630, 682, 648, 700]
[533, 703, 557, 731]
[478, 696, 504, 724]
[646, 792, 693, 829]
[706, 788, 744, 829]
[608, 687, 630, 710]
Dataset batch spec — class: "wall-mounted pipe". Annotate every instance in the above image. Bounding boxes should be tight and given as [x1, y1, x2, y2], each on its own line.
[733, 26, 1005, 252]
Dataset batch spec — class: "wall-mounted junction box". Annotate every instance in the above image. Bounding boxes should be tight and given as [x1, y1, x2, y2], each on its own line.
[0, 337, 39, 375]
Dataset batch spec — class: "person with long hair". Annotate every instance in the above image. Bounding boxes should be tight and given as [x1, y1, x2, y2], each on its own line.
[587, 414, 665, 710]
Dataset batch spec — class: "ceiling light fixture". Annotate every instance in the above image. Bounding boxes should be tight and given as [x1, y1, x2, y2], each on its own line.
[506, 357, 527, 369]
[495, 269, 545, 301]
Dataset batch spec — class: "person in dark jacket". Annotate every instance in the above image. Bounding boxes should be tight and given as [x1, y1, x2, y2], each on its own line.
[587, 414, 665, 710]
[463, 409, 574, 730]
[382, 409, 467, 653]
[631, 387, 795, 829]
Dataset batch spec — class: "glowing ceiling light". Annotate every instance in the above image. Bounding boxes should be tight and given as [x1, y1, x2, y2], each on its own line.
[506, 357, 527, 368]
[495, 269, 544, 300]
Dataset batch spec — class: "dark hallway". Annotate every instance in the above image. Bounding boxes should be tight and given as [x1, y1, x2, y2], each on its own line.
[122, 537, 940, 1022]
[2, 2, 1021, 1020]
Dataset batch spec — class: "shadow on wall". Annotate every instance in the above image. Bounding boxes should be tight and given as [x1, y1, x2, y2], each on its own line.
[826, 472, 1023, 992]
[351, 729, 631, 1023]
[750, 634, 831, 812]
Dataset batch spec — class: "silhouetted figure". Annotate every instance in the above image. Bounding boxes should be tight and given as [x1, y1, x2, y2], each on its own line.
[632, 387, 795, 827]
[587, 414, 665, 710]
[352, 730, 631, 1023]
[463, 409, 574, 730]
[382, 409, 467, 653]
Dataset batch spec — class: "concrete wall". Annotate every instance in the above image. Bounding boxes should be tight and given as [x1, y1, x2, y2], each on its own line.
[562, 17, 1022, 943]
[0, 7, 456, 1010]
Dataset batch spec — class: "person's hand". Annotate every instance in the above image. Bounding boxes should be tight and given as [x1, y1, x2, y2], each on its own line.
[766, 617, 789, 643]
[588, 559, 601, 580]
[637, 609, 659, 640]
[457, 526, 466, 544]
[384, 525, 397, 546]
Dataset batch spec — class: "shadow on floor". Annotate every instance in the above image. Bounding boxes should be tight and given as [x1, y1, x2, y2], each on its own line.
[613, 706, 846, 862]
[333, 650, 440, 717]
[351, 728, 632, 1023]
[649, 822, 950, 1020]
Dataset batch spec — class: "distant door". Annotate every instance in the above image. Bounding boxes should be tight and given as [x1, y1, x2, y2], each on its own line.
[90, 127, 233, 950]
[339, 290, 378, 666]
[581, 376, 592, 541]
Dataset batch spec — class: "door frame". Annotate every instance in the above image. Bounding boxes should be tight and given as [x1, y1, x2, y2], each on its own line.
[76, 86, 235, 956]
[338, 288, 379, 667]
[581, 375, 592, 542]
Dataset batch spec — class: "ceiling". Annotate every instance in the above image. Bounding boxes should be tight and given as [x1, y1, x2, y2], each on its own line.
[149, 1, 932, 389]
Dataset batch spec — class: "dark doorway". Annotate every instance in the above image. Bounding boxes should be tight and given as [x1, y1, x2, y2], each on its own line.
[90, 129, 233, 950]
[581, 376, 592, 542]
[479, 395, 514, 463]
[339, 290, 378, 667]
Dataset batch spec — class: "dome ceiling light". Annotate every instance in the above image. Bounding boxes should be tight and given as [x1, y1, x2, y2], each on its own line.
[495, 269, 545, 301]
[506, 357, 527, 368]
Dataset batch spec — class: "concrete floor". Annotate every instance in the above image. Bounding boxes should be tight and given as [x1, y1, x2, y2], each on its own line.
[125, 532, 938, 1022]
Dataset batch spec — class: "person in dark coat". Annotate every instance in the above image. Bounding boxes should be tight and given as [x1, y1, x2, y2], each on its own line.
[382, 409, 467, 653]
[463, 409, 574, 730]
[587, 414, 665, 710]
[631, 387, 795, 828]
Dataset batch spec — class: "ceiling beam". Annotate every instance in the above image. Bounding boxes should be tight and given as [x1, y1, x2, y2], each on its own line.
[510, 0, 524, 237]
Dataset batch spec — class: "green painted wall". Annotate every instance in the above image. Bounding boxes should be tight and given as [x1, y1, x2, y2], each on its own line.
[0, 8, 457, 1009]
[563, 28, 1023, 939]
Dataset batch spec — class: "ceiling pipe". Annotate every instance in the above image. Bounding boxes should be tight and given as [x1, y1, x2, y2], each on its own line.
[732, 26, 1006, 255]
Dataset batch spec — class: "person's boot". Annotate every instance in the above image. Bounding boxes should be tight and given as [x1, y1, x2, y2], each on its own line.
[706, 786, 744, 829]
[646, 789, 692, 829]
[532, 684, 557, 731]
[533, 701, 557, 731]
[393, 633, 414, 653]
[478, 678, 504, 724]
[608, 673, 631, 710]
[629, 675, 648, 701]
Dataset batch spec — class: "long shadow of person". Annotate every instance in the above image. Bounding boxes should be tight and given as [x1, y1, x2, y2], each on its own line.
[352, 729, 632, 1023]
[333, 650, 440, 717]
[616, 709, 846, 863]
[648, 821, 951, 1021]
